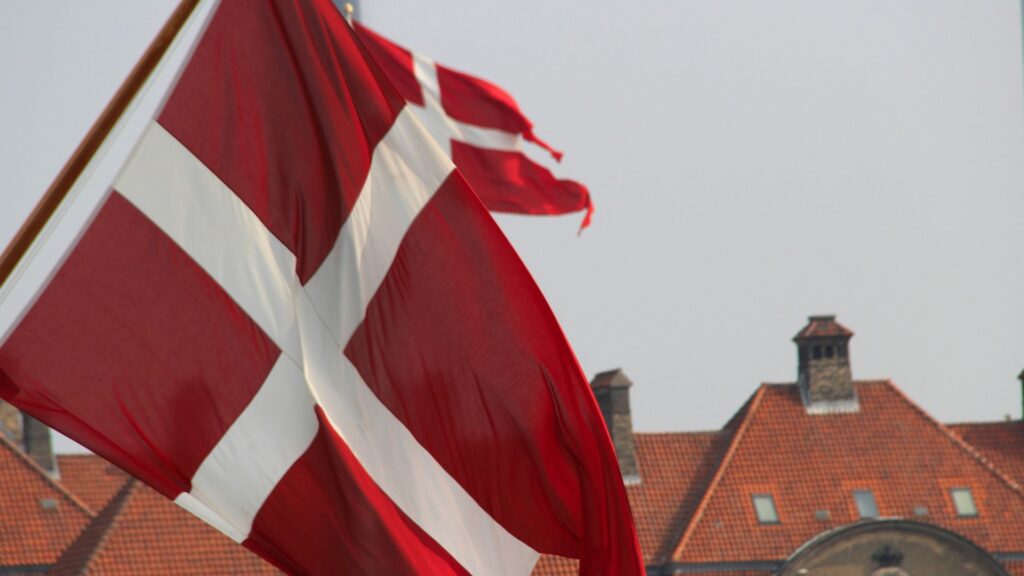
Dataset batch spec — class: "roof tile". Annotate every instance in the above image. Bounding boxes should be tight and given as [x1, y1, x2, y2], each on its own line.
[48, 473, 280, 575]
[949, 421, 1024, 486]
[793, 316, 853, 340]
[0, 435, 92, 568]
[675, 382, 1024, 562]
[533, 429, 729, 575]
[57, 454, 131, 512]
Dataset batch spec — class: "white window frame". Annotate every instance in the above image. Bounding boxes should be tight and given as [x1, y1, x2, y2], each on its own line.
[950, 488, 978, 517]
[752, 494, 780, 524]
[853, 489, 879, 519]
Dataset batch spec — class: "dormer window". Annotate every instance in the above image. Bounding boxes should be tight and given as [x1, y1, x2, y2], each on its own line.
[853, 490, 878, 518]
[950, 488, 978, 517]
[752, 494, 779, 524]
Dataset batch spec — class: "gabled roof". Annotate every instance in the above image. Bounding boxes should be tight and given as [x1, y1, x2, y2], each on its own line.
[0, 434, 93, 568]
[949, 421, 1024, 487]
[792, 315, 853, 340]
[48, 477, 280, 575]
[591, 369, 633, 389]
[536, 380, 1024, 576]
[47, 479, 133, 576]
[672, 381, 1024, 562]
[532, 429, 730, 575]
[629, 431, 733, 562]
[56, 454, 131, 512]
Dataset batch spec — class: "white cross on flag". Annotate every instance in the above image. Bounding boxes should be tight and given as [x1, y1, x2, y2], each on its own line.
[0, 0, 640, 574]
[354, 22, 594, 230]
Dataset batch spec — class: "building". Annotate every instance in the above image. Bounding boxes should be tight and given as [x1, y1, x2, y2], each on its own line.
[0, 315, 1022, 574]
[0, 413, 279, 573]
[536, 316, 1024, 575]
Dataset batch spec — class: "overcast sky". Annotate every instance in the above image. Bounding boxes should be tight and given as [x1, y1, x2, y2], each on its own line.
[1, 1, 1023, 455]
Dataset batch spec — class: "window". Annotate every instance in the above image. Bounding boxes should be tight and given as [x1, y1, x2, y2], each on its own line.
[825, 345, 834, 358]
[752, 494, 779, 524]
[950, 488, 978, 517]
[853, 490, 879, 518]
[813, 346, 822, 359]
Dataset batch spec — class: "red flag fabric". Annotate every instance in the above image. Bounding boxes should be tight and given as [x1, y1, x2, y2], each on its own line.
[0, 1, 640, 575]
[354, 22, 594, 230]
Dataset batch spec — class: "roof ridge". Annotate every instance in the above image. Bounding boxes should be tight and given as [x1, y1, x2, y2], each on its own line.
[758, 379, 888, 387]
[884, 381, 1024, 498]
[635, 430, 722, 437]
[0, 433, 95, 518]
[947, 420, 1020, 429]
[49, 478, 138, 576]
[669, 384, 768, 561]
[56, 453, 101, 461]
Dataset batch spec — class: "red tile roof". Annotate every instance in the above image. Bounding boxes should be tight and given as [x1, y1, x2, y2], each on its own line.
[47, 479, 133, 576]
[0, 435, 93, 569]
[531, 553, 578, 576]
[673, 382, 1024, 562]
[537, 380, 1024, 575]
[56, 454, 131, 512]
[793, 315, 853, 339]
[533, 429, 732, 575]
[949, 421, 1024, 486]
[629, 431, 731, 562]
[48, 477, 280, 575]
[32, 381, 1024, 576]
[1003, 557, 1024, 576]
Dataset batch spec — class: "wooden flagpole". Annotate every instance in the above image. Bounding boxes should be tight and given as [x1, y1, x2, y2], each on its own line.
[0, 0, 202, 290]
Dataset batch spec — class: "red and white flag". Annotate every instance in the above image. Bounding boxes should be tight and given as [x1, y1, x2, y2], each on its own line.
[354, 22, 594, 230]
[0, 1, 639, 574]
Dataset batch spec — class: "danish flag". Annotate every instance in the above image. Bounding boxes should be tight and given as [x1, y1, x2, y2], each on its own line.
[354, 23, 594, 230]
[0, 0, 640, 574]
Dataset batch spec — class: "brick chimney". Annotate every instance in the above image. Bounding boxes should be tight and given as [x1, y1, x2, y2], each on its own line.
[22, 415, 56, 475]
[591, 369, 639, 484]
[793, 315, 857, 412]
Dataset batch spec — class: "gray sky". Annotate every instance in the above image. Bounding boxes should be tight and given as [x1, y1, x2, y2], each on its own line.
[1, 1, 1022, 456]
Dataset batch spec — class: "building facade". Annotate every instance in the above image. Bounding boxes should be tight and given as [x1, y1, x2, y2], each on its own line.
[537, 316, 1024, 575]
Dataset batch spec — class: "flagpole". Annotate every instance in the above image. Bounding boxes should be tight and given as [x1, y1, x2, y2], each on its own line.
[0, 0, 202, 290]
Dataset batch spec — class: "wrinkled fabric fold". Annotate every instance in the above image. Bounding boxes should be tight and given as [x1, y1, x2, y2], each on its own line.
[0, 1, 640, 573]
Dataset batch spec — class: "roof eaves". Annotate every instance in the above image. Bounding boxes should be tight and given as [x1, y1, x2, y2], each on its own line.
[669, 385, 768, 561]
[947, 420, 1018, 430]
[635, 430, 723, 438]
[650, 560, 780, 574]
